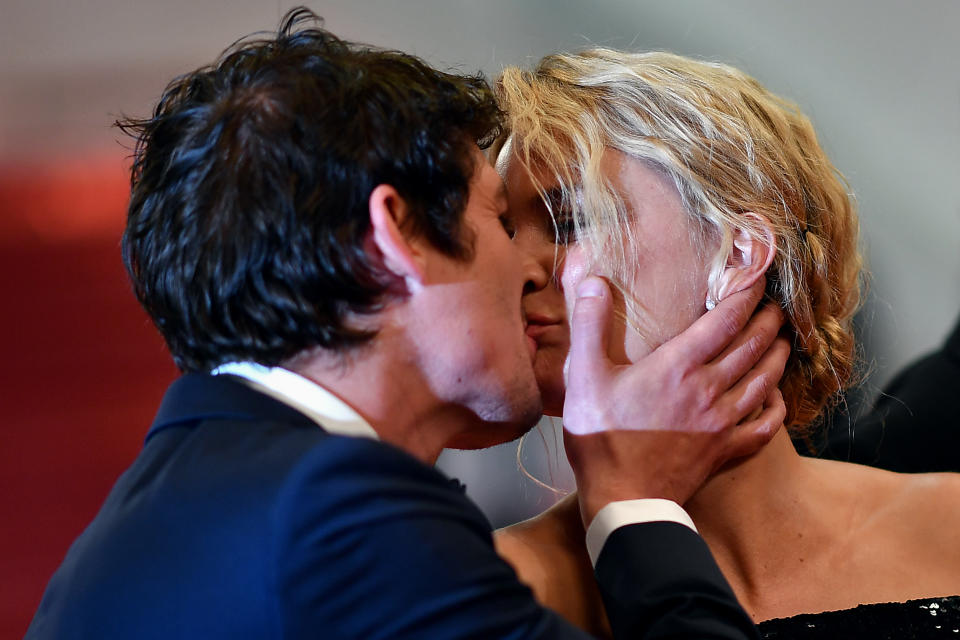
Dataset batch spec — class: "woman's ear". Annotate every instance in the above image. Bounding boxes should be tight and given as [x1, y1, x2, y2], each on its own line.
[706, 213, 776, 309]
[367, 184, 426, 292]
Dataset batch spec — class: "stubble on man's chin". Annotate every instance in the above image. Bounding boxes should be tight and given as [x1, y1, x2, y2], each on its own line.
[444, 399, 543, 450]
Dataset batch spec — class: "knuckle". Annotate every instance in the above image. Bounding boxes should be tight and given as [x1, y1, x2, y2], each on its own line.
[746, 334, 766, 363]
[700, 407, 727, 433]
[692, 394, 712, 420]
[660, 345, 691, 377]
[719, 312, 741, 340]
[752, 371, 772, 396]
[696, 378, 721, 410]
[756, 311, 779, 338]
[674, 362, 704, 400]
[704, 375, 724, 404]
[695, 393, 713, 417]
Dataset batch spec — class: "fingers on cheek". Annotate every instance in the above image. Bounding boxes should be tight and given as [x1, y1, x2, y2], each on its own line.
[560, 247, 590, 302]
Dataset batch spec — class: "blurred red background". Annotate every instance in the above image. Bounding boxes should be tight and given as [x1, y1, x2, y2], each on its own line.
[0, 154, 178, 637]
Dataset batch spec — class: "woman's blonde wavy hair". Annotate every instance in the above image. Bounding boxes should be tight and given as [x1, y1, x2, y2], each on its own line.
[496, 49, 863, 433]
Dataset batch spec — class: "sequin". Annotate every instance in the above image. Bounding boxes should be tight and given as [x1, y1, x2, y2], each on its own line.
[759, 596, 960, 639]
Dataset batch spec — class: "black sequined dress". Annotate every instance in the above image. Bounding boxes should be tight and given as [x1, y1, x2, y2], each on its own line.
[758, 596, 960, 639]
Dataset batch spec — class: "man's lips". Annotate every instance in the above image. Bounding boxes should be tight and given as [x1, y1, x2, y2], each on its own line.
[525, 323, 561, 341]
[524, 314, 566, 343]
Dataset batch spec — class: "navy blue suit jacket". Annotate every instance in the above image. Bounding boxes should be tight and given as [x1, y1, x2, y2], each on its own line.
[28, 374, 756, 639]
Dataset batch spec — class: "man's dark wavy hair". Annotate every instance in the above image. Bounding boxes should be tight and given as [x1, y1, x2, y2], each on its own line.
[119, 7, 502, 372]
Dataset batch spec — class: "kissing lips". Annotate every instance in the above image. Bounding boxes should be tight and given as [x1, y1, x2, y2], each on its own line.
[524, 311, 567, 361]
[525, 313, 566, 344]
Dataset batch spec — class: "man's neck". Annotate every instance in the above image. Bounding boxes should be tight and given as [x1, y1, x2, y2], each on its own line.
[285, 341, 473, 466]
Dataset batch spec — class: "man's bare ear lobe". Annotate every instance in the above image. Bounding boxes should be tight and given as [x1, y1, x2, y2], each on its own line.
[707, 213, 776, 308]
[368, 184, 426, 289]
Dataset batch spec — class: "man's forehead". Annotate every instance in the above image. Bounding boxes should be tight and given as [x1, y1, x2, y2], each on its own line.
[473, 156, 509, 211]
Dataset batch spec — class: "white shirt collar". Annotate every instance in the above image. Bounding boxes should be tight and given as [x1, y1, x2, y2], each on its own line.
[211, 361, 379, 440]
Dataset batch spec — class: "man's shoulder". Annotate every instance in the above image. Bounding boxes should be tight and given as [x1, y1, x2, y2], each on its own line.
[139, 371, 448, 496]
[134, 412, 495, 568]
[140, 410, 469, 518]
[273, 428, 491, 541]
[29, 413, 490, 639]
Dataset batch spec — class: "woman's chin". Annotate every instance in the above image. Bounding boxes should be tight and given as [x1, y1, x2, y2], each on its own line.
[534, 350, 568, 418]
[538, 385, 565, 418]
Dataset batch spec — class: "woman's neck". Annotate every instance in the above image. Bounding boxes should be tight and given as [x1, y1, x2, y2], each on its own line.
[686, 427, 806, 524]
[683, 428, 840, 612]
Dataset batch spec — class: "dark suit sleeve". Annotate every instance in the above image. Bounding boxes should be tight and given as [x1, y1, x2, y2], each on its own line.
[273, 435, 591, 639]
[273, 436, 756, 639]
[595, 522, 759, 640]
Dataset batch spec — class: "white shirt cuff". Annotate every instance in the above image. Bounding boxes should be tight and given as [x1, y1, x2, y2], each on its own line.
[584, 498, 698, 567]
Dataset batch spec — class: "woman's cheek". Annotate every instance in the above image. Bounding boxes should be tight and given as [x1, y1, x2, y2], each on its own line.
[559, 244, 591, 320]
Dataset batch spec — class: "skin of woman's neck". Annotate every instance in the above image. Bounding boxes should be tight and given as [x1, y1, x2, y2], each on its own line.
[685, 428, 819, 584]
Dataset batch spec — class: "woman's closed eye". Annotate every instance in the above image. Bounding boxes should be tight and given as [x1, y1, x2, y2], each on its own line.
[552, 212, 578, 245]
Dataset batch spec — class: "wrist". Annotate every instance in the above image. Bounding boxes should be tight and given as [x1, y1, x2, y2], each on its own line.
[578, 477, 697, 527]
[584, 498, 698, 566]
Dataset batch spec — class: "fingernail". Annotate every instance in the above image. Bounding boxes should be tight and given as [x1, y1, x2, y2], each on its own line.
[577, 277, 605, 299]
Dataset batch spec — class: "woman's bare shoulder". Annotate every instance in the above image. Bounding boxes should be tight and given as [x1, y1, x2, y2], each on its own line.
[495, 493, 611, 636]
[808, 457, 960, 525]
[888, 471, 960, 532]
[818, 462, 960, 539]
[851, 468, 960, 593]
[494, 493, 586, 580]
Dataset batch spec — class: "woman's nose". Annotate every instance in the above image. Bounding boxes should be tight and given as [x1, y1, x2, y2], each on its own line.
[517, 230, 560, 294]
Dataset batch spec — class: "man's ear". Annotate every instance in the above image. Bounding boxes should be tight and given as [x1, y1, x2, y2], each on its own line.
[368, 184, 426, 291]
[707, 213, 776, 309]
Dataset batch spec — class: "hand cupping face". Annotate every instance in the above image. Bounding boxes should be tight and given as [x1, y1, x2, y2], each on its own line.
[559, 275, 787, 523]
